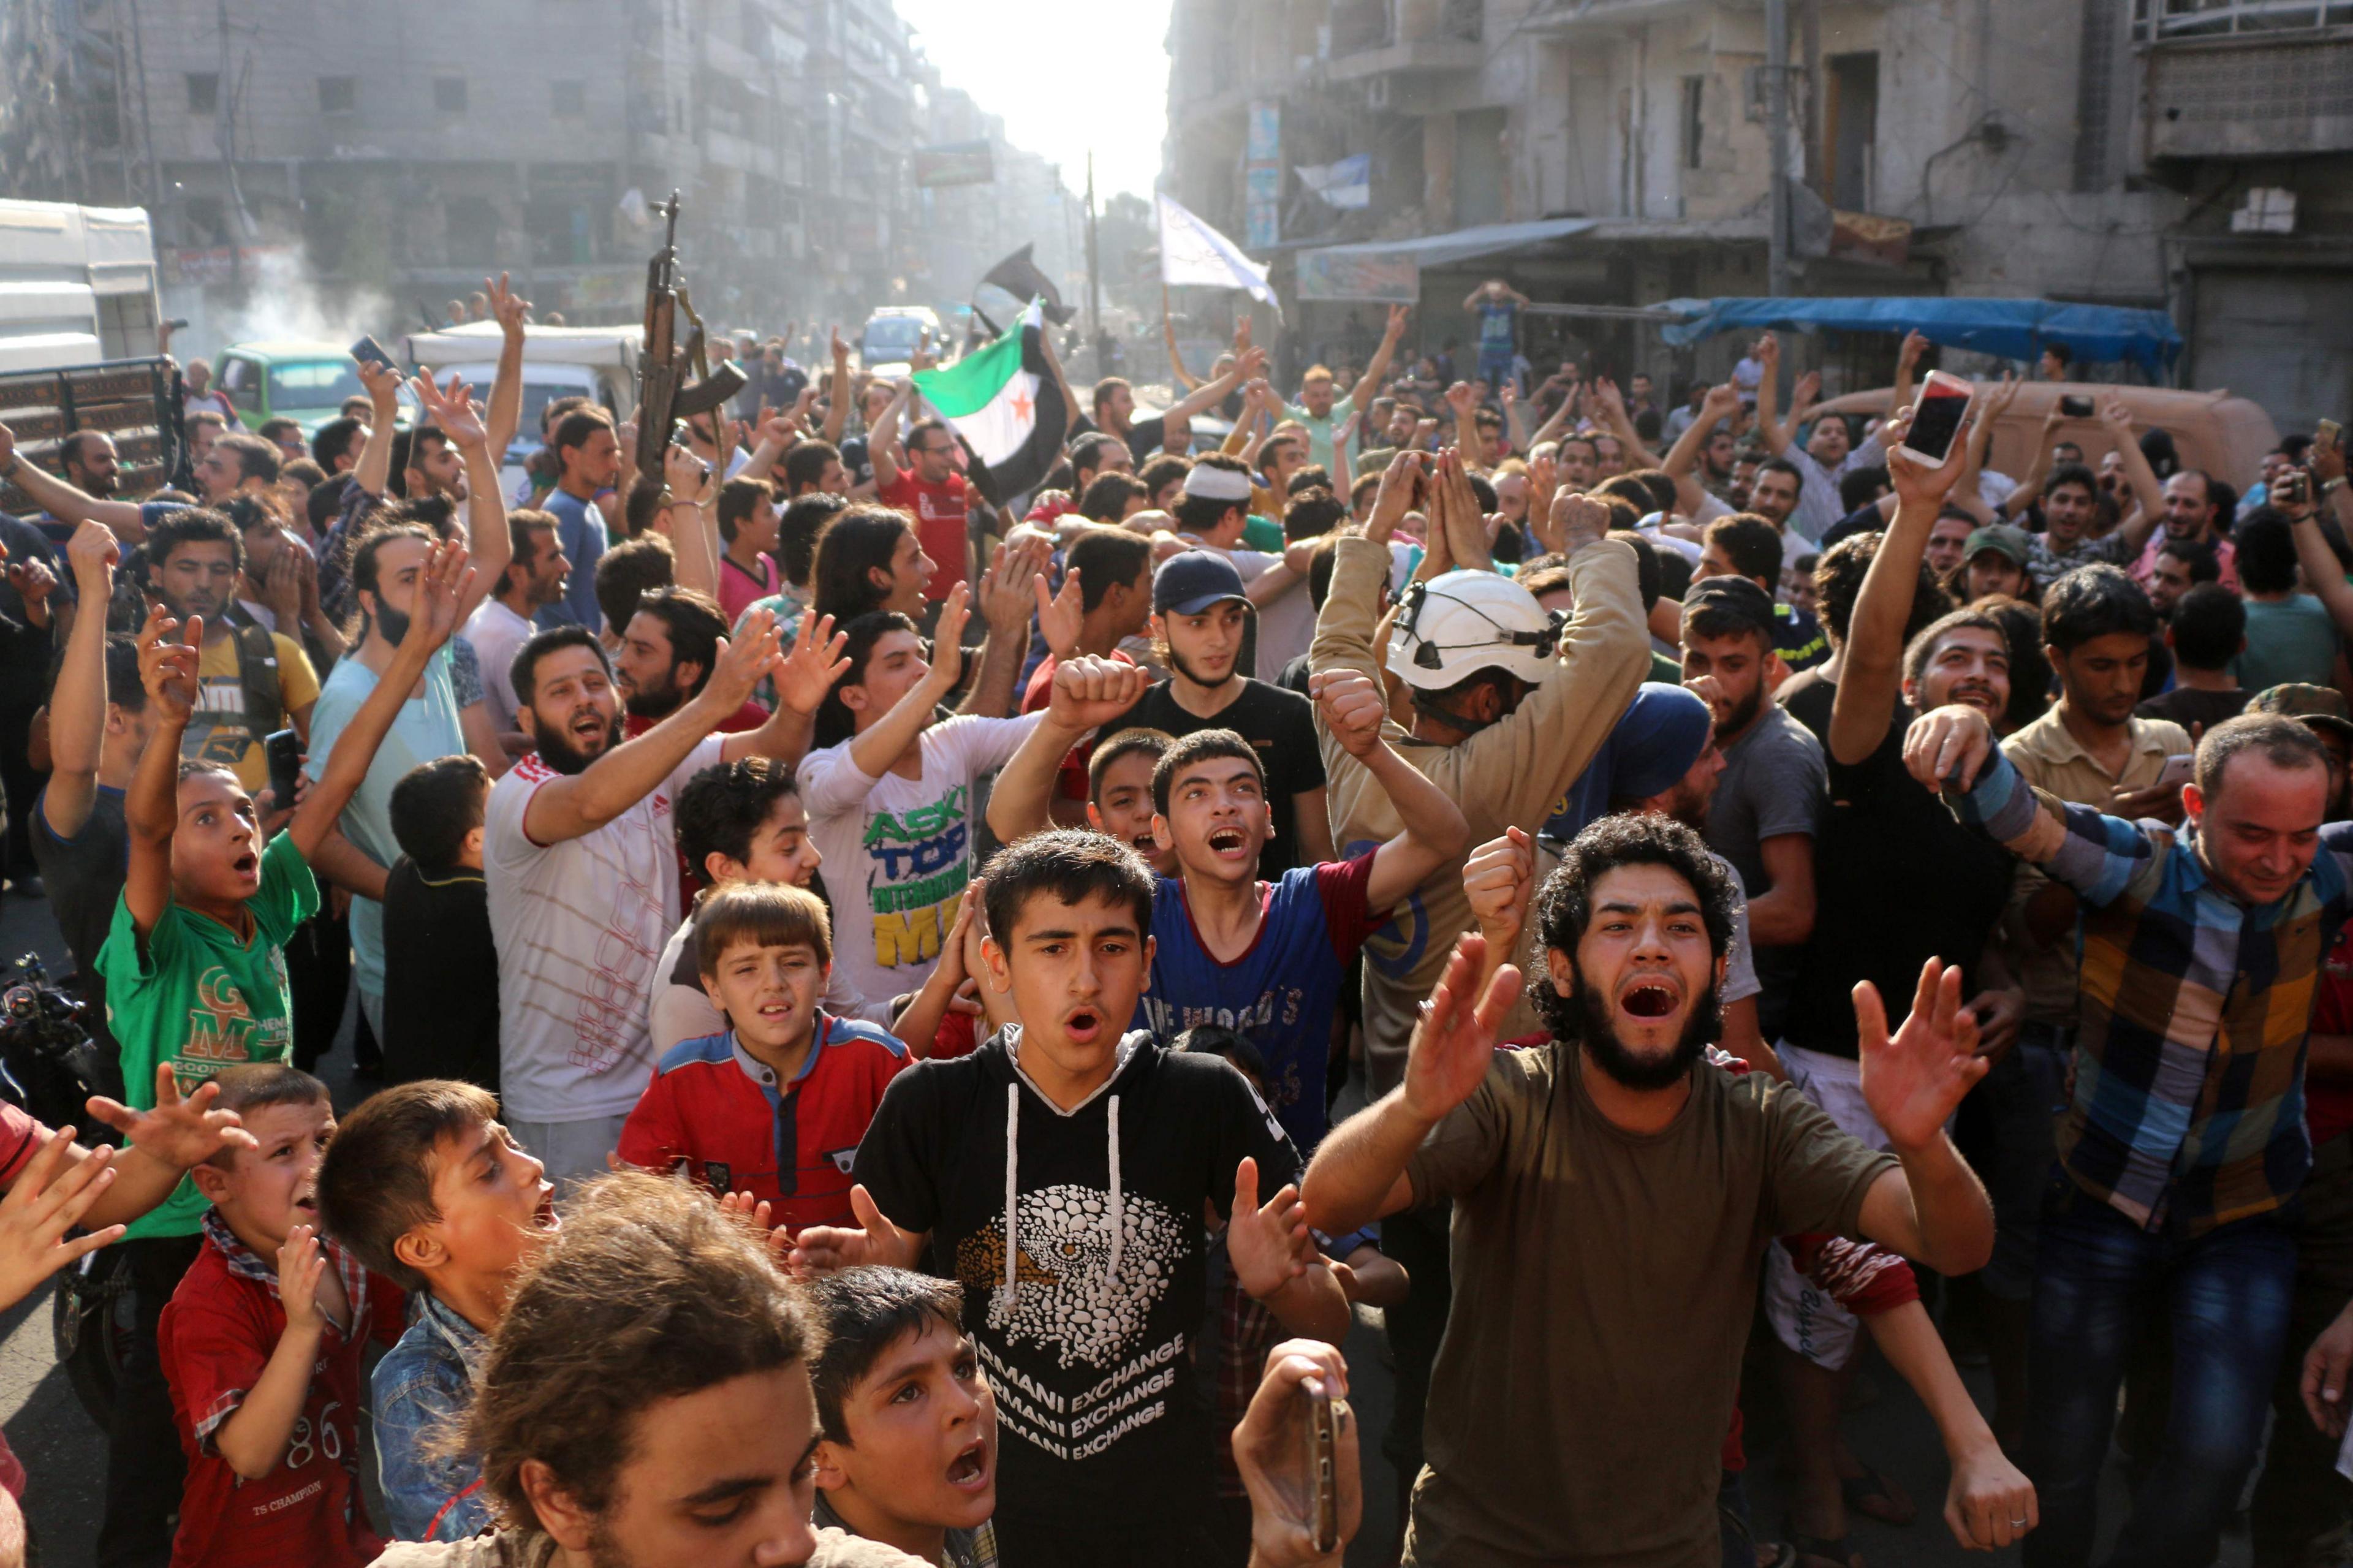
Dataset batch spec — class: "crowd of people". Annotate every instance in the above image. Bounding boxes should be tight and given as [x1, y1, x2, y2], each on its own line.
[0, 271, 2346, 1568]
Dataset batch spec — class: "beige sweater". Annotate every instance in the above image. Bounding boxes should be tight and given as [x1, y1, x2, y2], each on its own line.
[372, 1526, 929, 1568]
[1308, 534, 1650, 1093]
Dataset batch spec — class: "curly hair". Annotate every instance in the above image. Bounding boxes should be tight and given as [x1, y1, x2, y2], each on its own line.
[1812, 530, 1953, 650]
[1528, 814, 1739, 1042]
[459, 1173, 819, 1531]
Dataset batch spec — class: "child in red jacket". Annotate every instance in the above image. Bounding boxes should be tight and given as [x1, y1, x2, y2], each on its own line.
[620, 881, 906, 1233]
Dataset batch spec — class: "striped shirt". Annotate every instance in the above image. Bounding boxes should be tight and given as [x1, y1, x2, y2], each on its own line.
[1949, 748, 2353, 1234]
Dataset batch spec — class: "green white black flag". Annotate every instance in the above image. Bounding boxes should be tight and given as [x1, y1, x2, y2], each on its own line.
[909, 301, 1067, 502]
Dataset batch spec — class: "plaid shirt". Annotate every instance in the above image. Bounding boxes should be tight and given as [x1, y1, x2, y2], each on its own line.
[1950, 749, 2353, 1235]
[191, 1208, 380, 1448]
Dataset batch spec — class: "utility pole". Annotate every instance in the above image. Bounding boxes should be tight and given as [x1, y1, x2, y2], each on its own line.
[1765, 0, 1793, 298]
[127, 0, 160, 213]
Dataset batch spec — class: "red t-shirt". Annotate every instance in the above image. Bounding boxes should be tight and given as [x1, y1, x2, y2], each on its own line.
[2310, 926, 2353, 1146]
[159, 1221, 404, 1568]
[879, 469, 971, 599]
[617, 1014, 911, 1233]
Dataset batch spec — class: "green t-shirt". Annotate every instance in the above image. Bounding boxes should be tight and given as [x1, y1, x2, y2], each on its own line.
[1242, 514, 1285, 553]
[94, 830, 320, 1238]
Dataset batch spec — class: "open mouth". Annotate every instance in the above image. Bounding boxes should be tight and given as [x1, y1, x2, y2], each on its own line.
[1131, 833, 1159, 853]
[947, 1437, 989, 1489]
[1952, 684, 2000, 716]
[1064, 1007, 1104, 1044]
[232, 850, 259, 877]
[1620, 979, 1680, 1020]
[532, 1189, 561, 1232]
[1206, 827, 1249, 855]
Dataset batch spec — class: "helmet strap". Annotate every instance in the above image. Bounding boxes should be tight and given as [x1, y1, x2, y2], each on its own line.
[1411, 686, 1506, 738]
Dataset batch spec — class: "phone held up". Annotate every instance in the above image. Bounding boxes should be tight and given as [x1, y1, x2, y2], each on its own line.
[349, 335, 398, 374]
[1302, 1382, 1339, 1555]
[263, 729, 301, 816]
[2058, 393, 2096, 419]
[1897, 371, 1975, 466]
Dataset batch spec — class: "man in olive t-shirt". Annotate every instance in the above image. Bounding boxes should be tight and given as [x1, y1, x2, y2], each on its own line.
[1302, 813, 2001, 1567]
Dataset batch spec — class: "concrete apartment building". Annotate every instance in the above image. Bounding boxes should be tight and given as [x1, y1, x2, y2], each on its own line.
[1163, 0, 2353, 428]
[12, 0, 1074, 355]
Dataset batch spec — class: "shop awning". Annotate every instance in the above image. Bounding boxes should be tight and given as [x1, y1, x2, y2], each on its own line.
[1655, 295, 2184, 377]
[1296, 218, 1599, 302]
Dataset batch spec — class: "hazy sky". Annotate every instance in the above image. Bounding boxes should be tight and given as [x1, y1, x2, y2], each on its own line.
[892, 0, 1173, 203]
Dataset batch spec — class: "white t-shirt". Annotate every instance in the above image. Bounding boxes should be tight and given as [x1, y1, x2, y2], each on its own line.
[1254, 575, 1316, 686]
[463, 597, 535, 737]
[485, 734, 727, 1122]
[650, 910, 876, 1055]
[797, 714, 1040, 1015]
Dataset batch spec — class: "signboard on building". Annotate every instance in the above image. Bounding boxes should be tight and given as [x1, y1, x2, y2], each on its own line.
[1297, 247, 1419, 303]
[915, 141, 996, 188]
[1245, 102, 1282, 249]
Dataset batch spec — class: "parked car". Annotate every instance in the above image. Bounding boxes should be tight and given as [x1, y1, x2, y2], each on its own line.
[859, 307, 942, 378]
[213, 341, 405, 437]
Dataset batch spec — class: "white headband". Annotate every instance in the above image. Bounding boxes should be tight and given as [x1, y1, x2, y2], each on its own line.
[1182, 464, 1254, 503]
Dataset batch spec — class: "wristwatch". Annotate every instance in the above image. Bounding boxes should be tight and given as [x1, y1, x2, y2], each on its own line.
[2325, 476, 2346, 498]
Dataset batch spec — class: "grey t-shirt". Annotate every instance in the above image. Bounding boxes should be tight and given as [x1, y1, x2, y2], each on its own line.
[1703, 703, 1824, 1032]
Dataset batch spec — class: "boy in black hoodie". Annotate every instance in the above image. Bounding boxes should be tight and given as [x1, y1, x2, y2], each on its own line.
[790, 829, 1347, 1568]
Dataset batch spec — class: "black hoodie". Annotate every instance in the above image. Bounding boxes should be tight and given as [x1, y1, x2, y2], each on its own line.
[854, 1025, 1300, 1567]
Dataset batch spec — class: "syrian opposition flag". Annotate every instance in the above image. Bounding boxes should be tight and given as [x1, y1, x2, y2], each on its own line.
[911, 300, 1066, 504]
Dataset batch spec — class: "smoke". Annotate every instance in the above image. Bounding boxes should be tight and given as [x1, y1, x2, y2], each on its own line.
[201, 243, 392, 351]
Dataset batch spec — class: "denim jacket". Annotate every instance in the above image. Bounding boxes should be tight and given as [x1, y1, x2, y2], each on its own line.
[373, 1290, 492, 1541]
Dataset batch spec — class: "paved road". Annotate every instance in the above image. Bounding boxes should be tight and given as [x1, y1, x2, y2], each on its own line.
[0, 888, 2257, 1566]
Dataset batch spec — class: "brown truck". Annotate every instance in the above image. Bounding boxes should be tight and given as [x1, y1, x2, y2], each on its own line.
[0, 357, 184, 518]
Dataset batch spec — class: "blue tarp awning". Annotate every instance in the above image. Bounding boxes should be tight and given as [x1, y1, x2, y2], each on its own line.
[1654, 296, 2183, 378]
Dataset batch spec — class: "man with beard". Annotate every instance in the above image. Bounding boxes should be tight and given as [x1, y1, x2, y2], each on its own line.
[0, 419, 211, 546]
[1680, 575, 1824, 1035]
[1302, 812, 1999, 1567]
[539, 406, 621, 632]
[615, 587, 770, 739]
[1092, 548, 1333, 876]
[1662, 381, 1746, 525]
[1769, 406, 2031, 1555]
[483, 605, 845, 1184]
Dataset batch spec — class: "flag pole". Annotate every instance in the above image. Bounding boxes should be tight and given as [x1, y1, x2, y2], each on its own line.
[1085, 150, 1102, 375]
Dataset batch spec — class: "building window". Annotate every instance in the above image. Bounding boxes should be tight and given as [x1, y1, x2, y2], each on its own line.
[186, 74, 218, 115]
[1681, 75, 1705, 169]
[1825, 52, 1880, 211]
[434, 77, 468, 112]
[319, 77, 357, 114]
[551, 80, 586, 116]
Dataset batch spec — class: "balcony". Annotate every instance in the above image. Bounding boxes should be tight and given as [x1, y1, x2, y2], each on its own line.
[2142, 29, 2353, 157]
[1328, 0, 1485, 80]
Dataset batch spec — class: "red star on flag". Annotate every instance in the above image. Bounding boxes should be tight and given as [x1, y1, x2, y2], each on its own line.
[1009, 387, 1034, 423]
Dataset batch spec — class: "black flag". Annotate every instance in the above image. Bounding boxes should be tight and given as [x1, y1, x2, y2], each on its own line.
[979, 244, 1072, 326]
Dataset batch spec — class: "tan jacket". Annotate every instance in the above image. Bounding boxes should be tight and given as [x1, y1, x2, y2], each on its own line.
[1309, 534, 1651, 1093]
[1999, 708, 2192, 1029]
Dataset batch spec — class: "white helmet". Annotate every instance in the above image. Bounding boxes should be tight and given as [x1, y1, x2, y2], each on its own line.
[1385, 569, 1562, 692]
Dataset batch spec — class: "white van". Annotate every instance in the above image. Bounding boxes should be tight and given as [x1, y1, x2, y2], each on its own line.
[401, 322, 643, 496]
[0, 200, 160, 373]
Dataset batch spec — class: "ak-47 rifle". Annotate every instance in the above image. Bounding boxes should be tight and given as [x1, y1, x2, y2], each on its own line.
[635, 191, 748, 478]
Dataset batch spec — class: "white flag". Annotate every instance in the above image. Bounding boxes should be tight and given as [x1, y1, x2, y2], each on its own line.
[1156, 192, 1280, 317]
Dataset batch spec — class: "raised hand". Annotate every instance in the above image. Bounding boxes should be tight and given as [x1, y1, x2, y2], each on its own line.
[1363, 450, 1428, 542]
[1702, 381, 1743, 422]
[1898, 329, 1930, 377]
[488, 273, 531, 337]
[1884, 403, 1971, 507]
[1545, 489, 1611, 556]
[662, 441, 714, 506]
[1856, 958, 1988, 1155]
[278, 1224, 328, 1333]
[704, 608, 784, 712]
[923, 581, 973, 696]
[1033, 566, 1084, 661]
[1384, 302, 1409, 339]
[0, 1128, 123, 1312]
[410, 371, 487, 447]
[7, 556, 57, 615]
[1461, 827, 1534, 956]
[1983, 371, 2022, 420]
[1902, 703, 1998, 793]
[355, 355, 403, 409]
[1046, 654, 1151, 731]
[1401, 934, 1523, 1124]
[1790, 369, 1823, 414]
[64, 520, 120, 591]
[772, 613, 851, 716]
[1308, 670, 1389, 760]
[408, 540, 475, 653]
[1444, 381, 1476, 420]
[86, 1063, 258, 1169]
[2097, 392, 2134, 437]
[1225, 1157, 1316, 1299]
[785, 1183, 923, 1278]
[977, 539, 1045, 638]
[1755, 331, 1781, 371]
[261, 545, 303, 625]
[1592, 376, 1629, 425]
[1233, 1339, 1362, 1568]
[140, 613, 202, 722]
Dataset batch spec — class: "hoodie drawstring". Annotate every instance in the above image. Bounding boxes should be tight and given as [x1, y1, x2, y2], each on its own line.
[1106, 1095, 1124, 1283]
[1003, 1083, 1021, 1310]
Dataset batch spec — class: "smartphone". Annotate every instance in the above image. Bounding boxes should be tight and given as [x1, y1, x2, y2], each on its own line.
[1302, 1387, 1339, 1555]
[263, 729, 301, 812]
[166, 317, 190, 331]
[2278, 469, 2311, 506]
[2159, 752, 2194, 792]
[349, 334, 397, 373]
[2058, 393, 2095, 418]
[2320, 419, 2342, 454]
[1898, 371, 1974, 465]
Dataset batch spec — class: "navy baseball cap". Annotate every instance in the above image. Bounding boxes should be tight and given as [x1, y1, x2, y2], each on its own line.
[1154, 550, 1250, 615]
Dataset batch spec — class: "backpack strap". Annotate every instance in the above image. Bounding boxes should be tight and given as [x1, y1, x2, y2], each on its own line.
[233, 622, 284, 740]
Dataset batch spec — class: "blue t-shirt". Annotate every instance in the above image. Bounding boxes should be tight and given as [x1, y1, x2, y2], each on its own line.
[305, 645, 465, 993]
[537, 486, 608, 632]
[1477, 301, 1518, 352]
[1139, 854, 1383, 1153]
